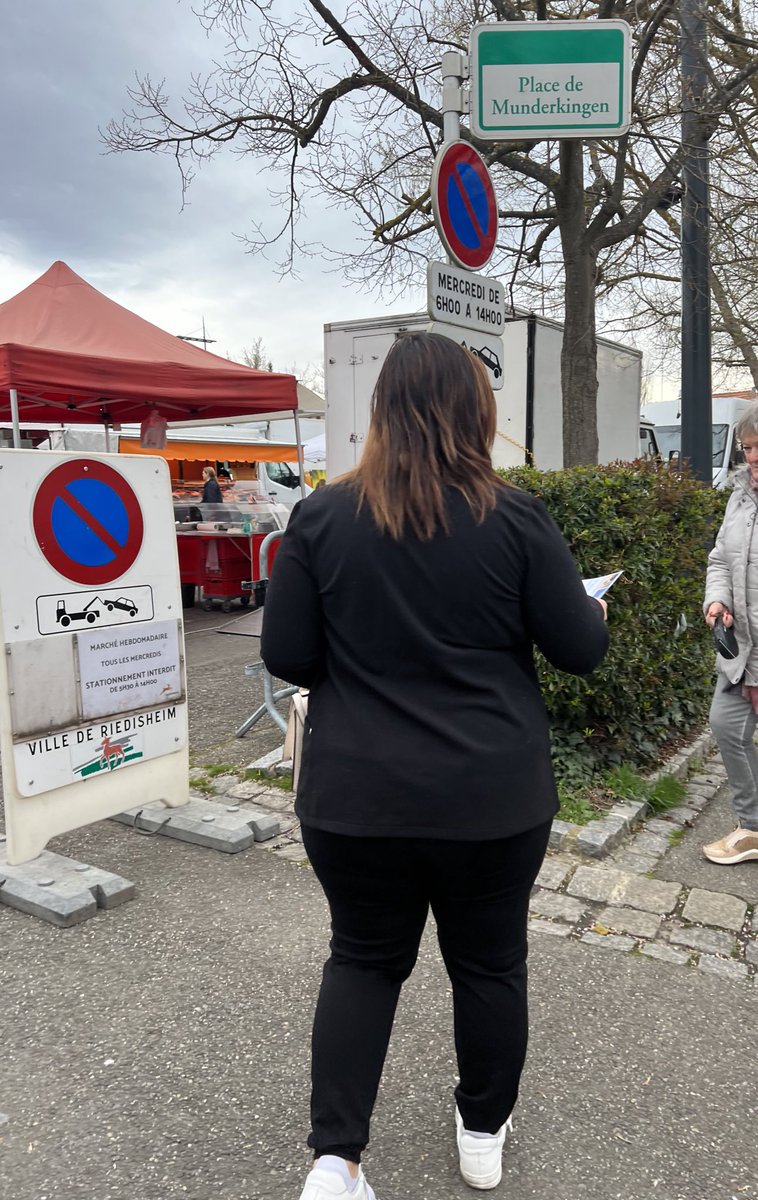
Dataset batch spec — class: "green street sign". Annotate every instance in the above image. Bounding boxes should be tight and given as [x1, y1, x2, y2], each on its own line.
[469, 20, 631, 140]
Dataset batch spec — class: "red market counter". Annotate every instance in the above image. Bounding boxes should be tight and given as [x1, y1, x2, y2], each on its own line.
[176, 529, 280, 612]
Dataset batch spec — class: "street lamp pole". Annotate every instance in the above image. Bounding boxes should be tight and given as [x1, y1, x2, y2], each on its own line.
[680, 0, 712, 483]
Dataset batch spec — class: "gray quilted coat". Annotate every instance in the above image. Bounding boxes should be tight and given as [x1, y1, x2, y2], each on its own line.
[704, 467, 758, 684]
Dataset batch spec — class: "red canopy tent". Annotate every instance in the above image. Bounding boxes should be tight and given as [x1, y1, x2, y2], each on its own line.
[0, 261, 298, 434]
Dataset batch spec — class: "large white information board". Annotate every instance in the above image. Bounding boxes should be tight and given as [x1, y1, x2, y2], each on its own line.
[0, 450, 189, 864]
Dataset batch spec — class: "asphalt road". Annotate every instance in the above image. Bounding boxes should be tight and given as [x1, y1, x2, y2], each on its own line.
[1, 816, 756, 1200]
[182, 603, 285, 772]
[2, 609, 757, 1199]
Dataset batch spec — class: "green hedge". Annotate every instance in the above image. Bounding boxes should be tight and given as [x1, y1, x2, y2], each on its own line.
[500, 460, 729, 789]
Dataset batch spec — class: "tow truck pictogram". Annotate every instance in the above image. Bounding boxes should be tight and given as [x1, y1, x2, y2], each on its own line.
[55, 597, 100, 626]
[54, 594, 139, 627]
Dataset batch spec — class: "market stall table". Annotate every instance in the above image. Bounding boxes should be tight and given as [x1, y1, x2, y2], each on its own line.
[176, 526, 281, 612]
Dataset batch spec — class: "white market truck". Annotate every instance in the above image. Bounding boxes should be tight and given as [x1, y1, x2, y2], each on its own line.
[324, 311, 646, 476]
[641, 393, 758, 488]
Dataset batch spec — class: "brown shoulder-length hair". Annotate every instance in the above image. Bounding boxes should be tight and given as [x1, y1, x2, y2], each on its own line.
[344, 331, 505, 540]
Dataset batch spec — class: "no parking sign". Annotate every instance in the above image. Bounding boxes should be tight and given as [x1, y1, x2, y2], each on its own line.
[32, 459, 144, 586]
[431, 142, 499, 271]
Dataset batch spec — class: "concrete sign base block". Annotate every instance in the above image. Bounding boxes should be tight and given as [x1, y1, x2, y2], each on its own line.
[247, 746, 285, 774]
[111, 797, 280, 852]
[0, 847, 135, 928]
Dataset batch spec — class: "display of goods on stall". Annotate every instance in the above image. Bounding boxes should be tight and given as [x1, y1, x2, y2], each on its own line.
[175, 497, 286, 612]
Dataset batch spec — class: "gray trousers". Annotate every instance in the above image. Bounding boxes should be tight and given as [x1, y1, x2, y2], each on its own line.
[709, 673, 758, 830]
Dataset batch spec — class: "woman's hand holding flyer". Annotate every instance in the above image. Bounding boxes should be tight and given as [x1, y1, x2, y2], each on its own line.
[582, 570, 622, 600]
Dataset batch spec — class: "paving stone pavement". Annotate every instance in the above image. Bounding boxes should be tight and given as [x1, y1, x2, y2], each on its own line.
[198, 737, 758, 985]
[523, 752, 757, 982]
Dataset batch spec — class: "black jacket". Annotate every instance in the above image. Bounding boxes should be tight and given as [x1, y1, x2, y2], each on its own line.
[262, 482, 609, 840]
[202, 478, 223, 504]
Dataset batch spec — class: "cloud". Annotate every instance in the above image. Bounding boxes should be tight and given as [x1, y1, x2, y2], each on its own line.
[0, 0, 425, 374]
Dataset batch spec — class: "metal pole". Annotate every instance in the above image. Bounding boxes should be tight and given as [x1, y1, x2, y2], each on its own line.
[680, 0, 712, 483]
[441, 52, 465, 144]
[9, 387, 21, 448]
[293, 409, 307, 498]
[258, 529, 283, 580]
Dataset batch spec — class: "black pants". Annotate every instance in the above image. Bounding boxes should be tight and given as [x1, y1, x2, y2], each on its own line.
[301, 820, 552, 1163]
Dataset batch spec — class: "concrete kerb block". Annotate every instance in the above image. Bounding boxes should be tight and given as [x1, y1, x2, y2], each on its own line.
[548, 820, 576, 851]
[575, 818, 627, 859]
[661, 921, 737, 957]
[610, 849, 662, 875]
[646, 731, 717, 784]
[208, 774, 240, 795]
[112, 797, 280, 852]
[528, 917, 572, 939]
[247, 746, 286, 775]
[607, 801, 647, 831]
[681, 888, 748, 933]
[697, 955, 750, 982]
[580, 931, 635, 953]
[0, 849, 134, 928]
[640, 942, 691, 967]
[529, 890, 587, 923]
[662, 804, 701, 826]
[616, 875, 682, 915]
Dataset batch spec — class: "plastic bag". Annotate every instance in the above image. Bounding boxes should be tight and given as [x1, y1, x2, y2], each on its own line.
[140, 411, 168, 449]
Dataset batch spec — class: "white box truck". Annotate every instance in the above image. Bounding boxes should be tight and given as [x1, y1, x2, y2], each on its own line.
[324, 311, 644, 476]
[641, 394, 758, 488]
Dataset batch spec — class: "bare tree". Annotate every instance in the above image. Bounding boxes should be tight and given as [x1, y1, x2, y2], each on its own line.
[240, 336, 274, 372]
[238, 337, 324, 393]
[105, 0, 758, 465]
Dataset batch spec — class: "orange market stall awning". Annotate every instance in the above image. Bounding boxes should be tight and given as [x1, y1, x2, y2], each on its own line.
[118, 438, 299, 464]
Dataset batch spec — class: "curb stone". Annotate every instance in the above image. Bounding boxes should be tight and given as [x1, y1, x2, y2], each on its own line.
[514, 731, 756, 980]
[523, 785, 756, 980]
[246, 733, 718, 865]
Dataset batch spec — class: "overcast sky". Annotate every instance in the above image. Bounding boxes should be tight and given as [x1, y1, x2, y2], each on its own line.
[0, 0, 424, 381]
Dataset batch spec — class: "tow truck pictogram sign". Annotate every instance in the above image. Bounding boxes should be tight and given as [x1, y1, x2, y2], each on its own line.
[35, 586, 154, 635]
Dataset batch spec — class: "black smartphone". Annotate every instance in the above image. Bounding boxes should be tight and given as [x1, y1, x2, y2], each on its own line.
[713, 614, 739, 660]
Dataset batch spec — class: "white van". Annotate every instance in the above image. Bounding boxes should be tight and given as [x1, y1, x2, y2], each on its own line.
[257, 460, 312, 507]
[641, 394, 758, 487]
[639, 418, 659, 459]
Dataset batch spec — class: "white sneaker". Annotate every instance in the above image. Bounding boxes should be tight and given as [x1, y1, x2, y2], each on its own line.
[456, 1108, 513, 1190]
[299, 1156, 377, 1200]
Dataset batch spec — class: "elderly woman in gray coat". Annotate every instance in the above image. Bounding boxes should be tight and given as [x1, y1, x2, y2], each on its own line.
[703, 405, 758, 865]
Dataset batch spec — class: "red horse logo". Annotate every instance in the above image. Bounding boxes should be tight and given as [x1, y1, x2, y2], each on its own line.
[99, 736, 130, 771]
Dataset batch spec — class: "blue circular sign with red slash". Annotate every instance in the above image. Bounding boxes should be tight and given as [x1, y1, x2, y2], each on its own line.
[32, 460, 144, 586]
[431, 142, 498, 271]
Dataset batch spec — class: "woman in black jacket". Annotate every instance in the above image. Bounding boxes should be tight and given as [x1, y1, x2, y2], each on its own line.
[262, 332, 608, 1200]
[201, 466, 223, 505]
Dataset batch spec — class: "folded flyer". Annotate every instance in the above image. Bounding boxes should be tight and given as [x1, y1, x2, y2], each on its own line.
[582, 570, 623, 600]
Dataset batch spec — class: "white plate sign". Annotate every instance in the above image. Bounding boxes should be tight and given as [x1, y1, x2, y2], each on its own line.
[78, 618, 183, 720]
